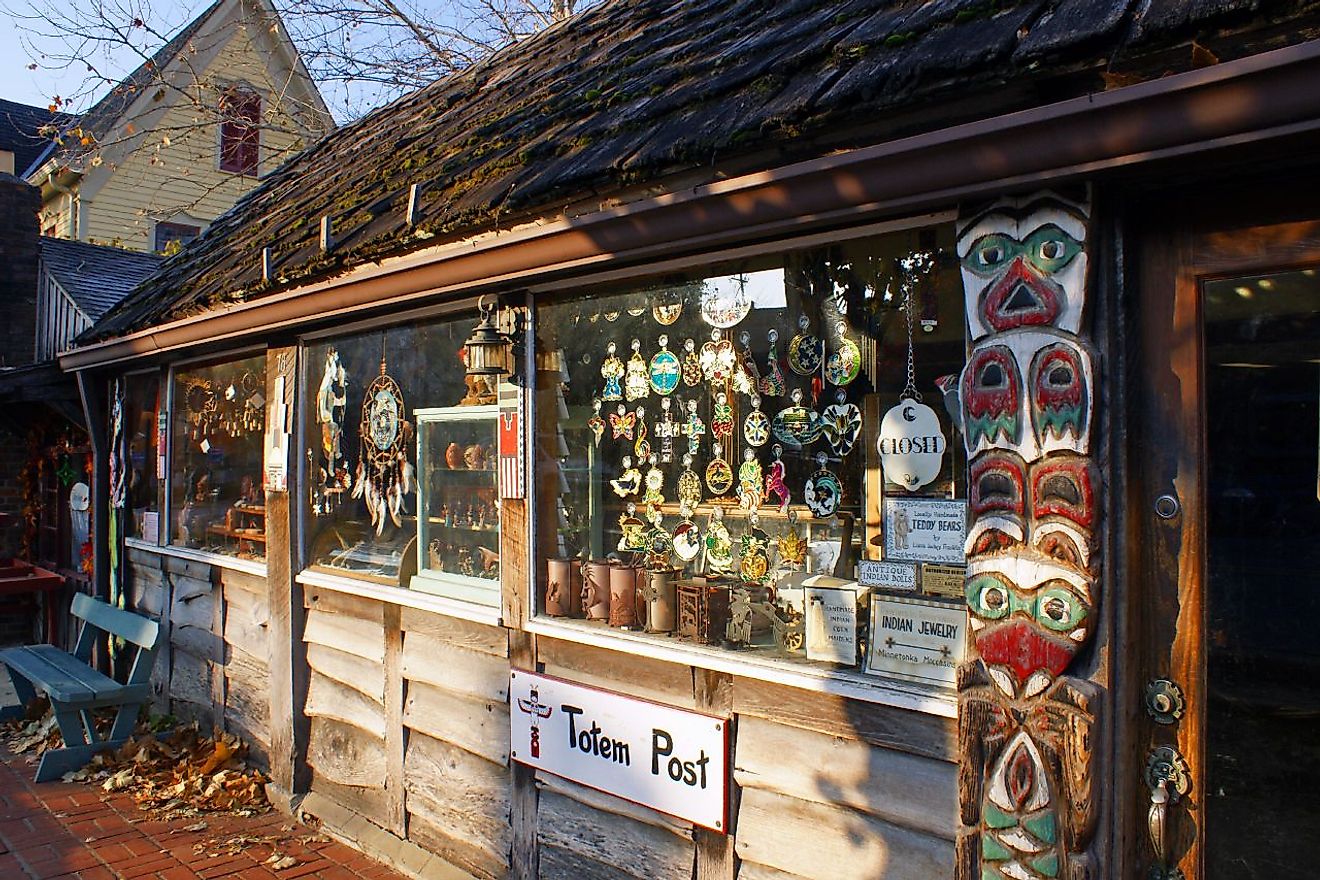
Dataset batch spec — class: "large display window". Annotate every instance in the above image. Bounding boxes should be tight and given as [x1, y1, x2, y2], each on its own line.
[533, 223, 971, 684]
[122, 372, 162, 542]
[169, 353, 268, 560]
[303, 312, 497, 603]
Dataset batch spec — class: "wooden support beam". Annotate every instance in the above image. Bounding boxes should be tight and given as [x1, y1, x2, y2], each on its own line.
[695, 669, 736, 880]
[264, 345, 310, 795]
[509, 630, 538, 880]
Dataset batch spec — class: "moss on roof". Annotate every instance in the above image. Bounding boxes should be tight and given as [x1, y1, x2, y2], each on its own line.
[89, 0, 1320, 341]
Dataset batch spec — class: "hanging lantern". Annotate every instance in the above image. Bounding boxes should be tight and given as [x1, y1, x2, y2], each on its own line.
[464, 297, 511, 377]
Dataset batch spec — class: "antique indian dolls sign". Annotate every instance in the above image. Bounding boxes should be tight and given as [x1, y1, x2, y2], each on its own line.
[510, 670, 729, 831]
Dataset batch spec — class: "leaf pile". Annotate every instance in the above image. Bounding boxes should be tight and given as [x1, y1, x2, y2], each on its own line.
[3, 703, 269, 819]
[67, 727, 270, 818]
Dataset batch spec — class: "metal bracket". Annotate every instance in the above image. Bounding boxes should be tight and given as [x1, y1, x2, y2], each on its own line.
[1144, 679, 1186, 725]
[1145, 745, 1192, 799]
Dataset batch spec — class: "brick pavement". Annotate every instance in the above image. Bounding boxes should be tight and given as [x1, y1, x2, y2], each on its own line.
[0, 746, 410, 880]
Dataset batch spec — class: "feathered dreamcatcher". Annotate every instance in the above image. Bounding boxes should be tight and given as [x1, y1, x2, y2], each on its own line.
[351, 351, 415, 535]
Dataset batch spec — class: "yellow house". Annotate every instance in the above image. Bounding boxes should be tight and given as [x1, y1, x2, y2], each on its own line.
[25, 0, 332, 254]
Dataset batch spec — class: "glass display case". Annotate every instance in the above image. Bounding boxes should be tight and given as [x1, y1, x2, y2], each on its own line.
[412, 404, 501, 604]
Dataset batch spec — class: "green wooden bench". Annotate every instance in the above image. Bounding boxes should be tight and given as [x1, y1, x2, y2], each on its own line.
[0, 593, 162, 782]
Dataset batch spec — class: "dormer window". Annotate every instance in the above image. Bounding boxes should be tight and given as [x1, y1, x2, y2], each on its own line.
[219, 86, 261, 175]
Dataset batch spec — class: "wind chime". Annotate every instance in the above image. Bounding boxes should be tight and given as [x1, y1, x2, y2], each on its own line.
[351, 339, 415, 535]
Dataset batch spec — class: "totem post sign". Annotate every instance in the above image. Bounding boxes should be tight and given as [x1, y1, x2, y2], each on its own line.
[509, 670, 729, 831]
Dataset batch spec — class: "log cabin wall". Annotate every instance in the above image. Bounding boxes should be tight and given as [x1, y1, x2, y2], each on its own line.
[124, 546, 272, 766]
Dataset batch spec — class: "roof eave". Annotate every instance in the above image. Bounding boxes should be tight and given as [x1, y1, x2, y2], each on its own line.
[59, 37, 1320, 373]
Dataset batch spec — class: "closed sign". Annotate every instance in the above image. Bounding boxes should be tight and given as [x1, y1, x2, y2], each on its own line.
[878, 400, 946, 490]
[510, 670, 729, 831]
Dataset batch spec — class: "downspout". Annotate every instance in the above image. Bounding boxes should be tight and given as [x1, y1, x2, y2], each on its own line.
[47, 171, 78, 239]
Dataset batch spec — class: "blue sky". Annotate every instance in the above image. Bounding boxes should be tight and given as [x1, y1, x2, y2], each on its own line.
[1, 2, 204, 111]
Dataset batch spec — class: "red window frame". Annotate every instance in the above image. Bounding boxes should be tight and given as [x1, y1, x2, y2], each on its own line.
[219, 87, 261, 175]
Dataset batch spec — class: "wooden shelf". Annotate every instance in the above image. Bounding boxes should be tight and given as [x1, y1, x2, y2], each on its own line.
[207, 526, 267, 544]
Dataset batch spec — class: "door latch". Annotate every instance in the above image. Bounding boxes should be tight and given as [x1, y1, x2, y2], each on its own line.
[1144, 679, 1186, 725]
[1145, 746, 1191, 880]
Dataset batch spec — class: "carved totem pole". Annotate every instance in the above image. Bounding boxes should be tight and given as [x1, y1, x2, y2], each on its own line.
[955, 191, 1101, 880]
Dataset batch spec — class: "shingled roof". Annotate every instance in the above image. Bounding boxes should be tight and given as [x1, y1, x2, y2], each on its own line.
[0, 99, 70, 178]
[88, 0, 1320, 342]
[40, 237, 163, 320]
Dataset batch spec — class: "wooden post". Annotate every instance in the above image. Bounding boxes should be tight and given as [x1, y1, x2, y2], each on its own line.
[383, 602, 406, 836]
[76, 370, 110, 603]
[694, 668, 736, 880]
[264, 345, 310, 799]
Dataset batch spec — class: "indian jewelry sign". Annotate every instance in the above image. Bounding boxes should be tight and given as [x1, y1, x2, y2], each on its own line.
[865, 595, 967, 688]
[510, 670, 729, 831]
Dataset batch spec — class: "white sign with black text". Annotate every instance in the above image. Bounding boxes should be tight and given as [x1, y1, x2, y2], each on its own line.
[509, 670, 729, 831]
[857, 560, 919, 591]
[865, 595, 967, 688]
[805, 585, 860, 664]
[882, 497, 967, 564]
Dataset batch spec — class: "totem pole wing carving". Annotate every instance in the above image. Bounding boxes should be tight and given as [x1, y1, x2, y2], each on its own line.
[956, 190, 1103, 880]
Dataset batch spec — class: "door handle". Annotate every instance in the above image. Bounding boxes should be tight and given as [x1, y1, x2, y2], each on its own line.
[1145, 746, 1191, 880]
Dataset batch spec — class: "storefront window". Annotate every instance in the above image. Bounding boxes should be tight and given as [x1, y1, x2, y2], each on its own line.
[534, 223, 970, 684]
[303, 314, 493, 596]
[123, 372, 162, 542]
[170, 353, 267, 560]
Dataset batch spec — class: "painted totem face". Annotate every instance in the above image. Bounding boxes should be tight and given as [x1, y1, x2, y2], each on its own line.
[959, 192, 1097, 699]
[965, 555, 1092, 698]
[960, 331, 1093, 462]
[957, 193, 1089, 341]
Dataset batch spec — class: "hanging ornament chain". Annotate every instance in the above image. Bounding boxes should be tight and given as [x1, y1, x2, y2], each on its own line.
[899, 251, 934, 402]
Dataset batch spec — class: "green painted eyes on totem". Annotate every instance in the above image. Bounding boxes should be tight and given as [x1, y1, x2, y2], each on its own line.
[966, 573, 1088, 630]
[963, 224, 1083, 277]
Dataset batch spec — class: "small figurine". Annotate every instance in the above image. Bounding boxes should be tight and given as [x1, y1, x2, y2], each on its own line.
[445, 441, 464, 469]
[726, 587, 754, 647]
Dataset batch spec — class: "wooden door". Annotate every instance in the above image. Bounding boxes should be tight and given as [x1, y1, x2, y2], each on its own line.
[1128, 213, 1320, 879]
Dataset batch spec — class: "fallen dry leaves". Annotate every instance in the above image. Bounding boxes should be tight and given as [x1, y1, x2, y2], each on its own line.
[3, 700, 270, 819]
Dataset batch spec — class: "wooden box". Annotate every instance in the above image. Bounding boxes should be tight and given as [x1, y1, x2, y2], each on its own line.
[676, 578, 733, 645]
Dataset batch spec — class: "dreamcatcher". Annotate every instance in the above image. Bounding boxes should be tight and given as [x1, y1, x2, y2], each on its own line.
[351, 351, 415, 535]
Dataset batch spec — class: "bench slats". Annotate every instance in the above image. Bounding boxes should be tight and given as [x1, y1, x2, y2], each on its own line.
[71, 593, 160, 650]
[0, 646, 98, 703]
[23, 645, 124, 697]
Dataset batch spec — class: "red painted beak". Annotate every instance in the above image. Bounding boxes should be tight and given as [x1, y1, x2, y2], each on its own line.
[975, 618, 1075, 684]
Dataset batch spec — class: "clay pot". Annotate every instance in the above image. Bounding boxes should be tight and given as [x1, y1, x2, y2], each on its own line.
[545, 558, 582, 618]
[642, 568, 678, 633]
[582, 559, 611, 620]
[445, 442, 464, 469]
[608, 564, 642, 628]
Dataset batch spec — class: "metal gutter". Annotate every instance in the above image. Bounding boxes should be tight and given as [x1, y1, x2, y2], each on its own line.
[61, 37, 1320, 372]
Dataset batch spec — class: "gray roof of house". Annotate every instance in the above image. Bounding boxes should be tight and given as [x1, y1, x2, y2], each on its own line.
[39, 237, 163, 320]
[0, 99, 70, 178]
[87, 0, 1320, 342]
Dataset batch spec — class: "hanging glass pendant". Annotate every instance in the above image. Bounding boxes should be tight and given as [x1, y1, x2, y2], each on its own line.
[681, 338, 702, 387]
[643, 454, 665, 513]
[677, 453, 703, 508]
[705, 442, 734, 496]
[739, 515, 771, 586]
[821, 390, 863, 457]
[825, 320, 862, 386]
[743, 394, 770, 447]
[777, 508, 808, 569]
[711, 392, 734, 443]
[704, 507, 735, 575]
[610, 455, 642, 498]
[764, 444, 790, 513]
[787, 314, 823, 376]
[655, 397, 678, 463]
[672, 504, 702, 563]
[648, 334, 680, 395]
[653, 291, 683, 325]
[600, 342, 624, 401]
[609, 403, 636, 440]
[699, 329, 737, 385]
[737, 449, 763, 513]
[732, 330, 760, 396]
[759, 328, 787, 397]
[804, 452, 842, 518]
[634, 405, 651, 460]
[682, 399, 706, 457]
[624, 338, 650, 401]
[617, 502, 648, 552]
[772, 388, 821, 449]
[587, 398, 606, 447]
